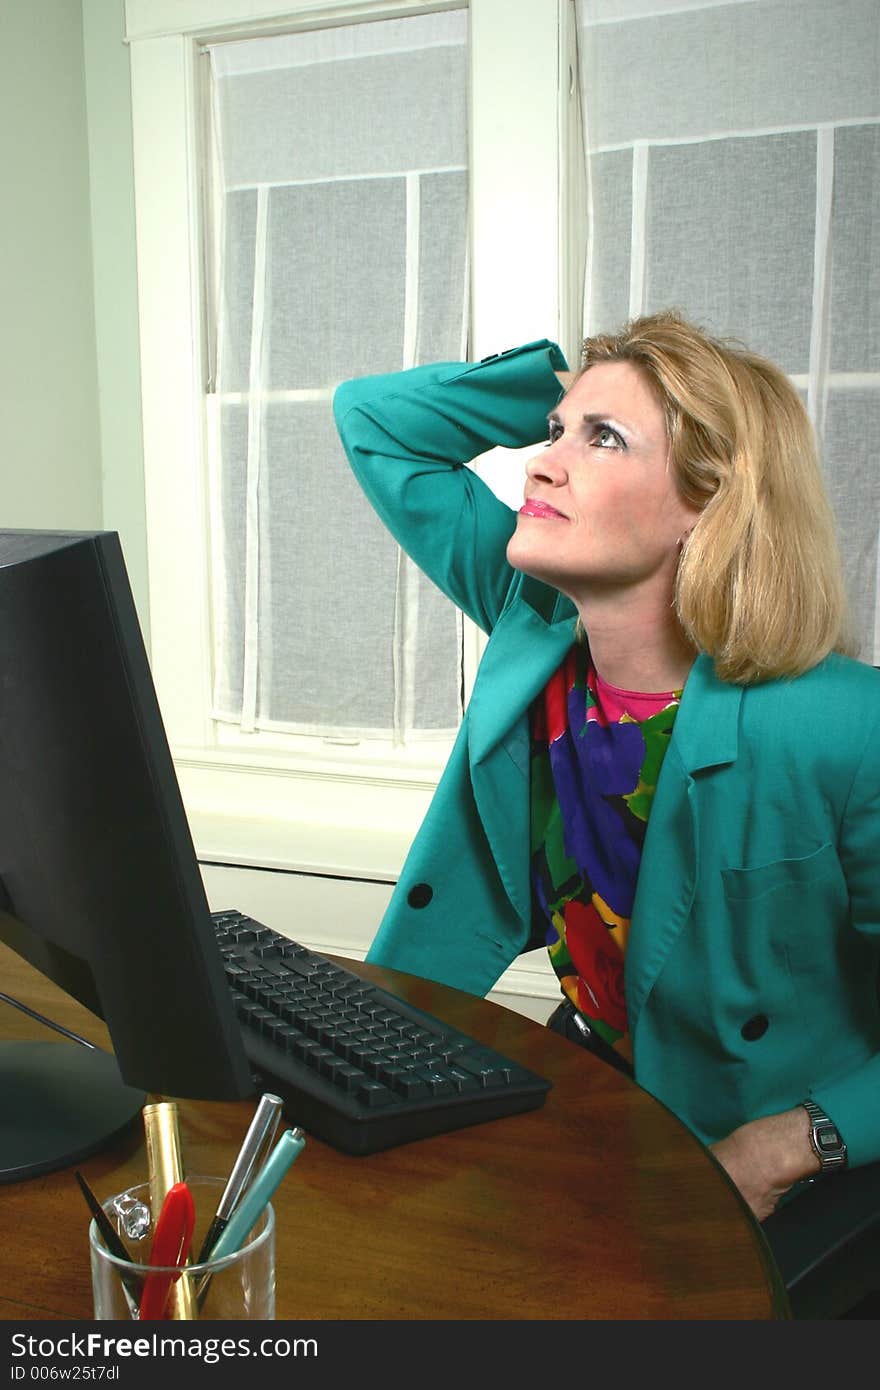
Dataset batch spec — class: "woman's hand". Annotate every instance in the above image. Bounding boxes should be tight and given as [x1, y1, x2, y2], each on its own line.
[709, 1107, 821, 1222]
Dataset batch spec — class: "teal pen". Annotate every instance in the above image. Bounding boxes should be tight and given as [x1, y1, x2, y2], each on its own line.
[207, 1127, 306, 1262]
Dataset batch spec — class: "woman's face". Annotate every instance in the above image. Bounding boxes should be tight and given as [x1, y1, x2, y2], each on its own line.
[506, 360, 700, 608]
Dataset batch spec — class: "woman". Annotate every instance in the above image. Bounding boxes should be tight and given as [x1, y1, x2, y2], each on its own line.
[332, 311, 880, 1221]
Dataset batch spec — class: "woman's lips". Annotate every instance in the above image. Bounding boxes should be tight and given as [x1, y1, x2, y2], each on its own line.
[519, 498, 566, 520]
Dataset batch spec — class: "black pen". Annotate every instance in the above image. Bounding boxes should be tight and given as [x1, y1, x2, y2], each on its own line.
[196, 1093, 284, 1265]
[74, 1170, 142, 1315]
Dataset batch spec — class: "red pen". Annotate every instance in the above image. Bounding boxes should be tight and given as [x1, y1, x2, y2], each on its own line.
[138, 1181, 196, 1320]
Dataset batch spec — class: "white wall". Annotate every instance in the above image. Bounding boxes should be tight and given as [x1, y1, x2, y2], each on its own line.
[82, 0, 150, 644]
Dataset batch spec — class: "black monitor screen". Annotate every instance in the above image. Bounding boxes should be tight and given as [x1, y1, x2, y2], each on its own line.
[0, 529, 255, 1181]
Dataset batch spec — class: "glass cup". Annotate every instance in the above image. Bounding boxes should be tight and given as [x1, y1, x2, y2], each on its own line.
[89, 1176, 275, 1320]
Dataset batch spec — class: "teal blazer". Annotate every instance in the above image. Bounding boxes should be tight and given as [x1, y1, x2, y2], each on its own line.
[333, 342, 880, 1166]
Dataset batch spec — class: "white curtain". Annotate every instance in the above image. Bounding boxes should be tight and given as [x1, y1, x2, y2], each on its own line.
[206, 11, 469, 741]
[575, 0, 880, 662]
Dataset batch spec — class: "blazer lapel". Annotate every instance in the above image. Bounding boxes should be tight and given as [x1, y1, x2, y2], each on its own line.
[467, 585, 576, 923]
[624, 655, 744, 1038]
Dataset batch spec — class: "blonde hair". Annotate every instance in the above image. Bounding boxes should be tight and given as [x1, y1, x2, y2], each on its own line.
[578, 310, 853, 684]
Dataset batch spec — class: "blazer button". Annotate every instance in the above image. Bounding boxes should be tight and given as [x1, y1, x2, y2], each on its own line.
[741, 1014, 769, 1041]
[407, 883, 433, 909]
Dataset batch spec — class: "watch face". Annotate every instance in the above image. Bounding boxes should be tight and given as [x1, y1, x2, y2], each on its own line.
[804, 1101, 847, 1169]
[816, 1123, 843, 1154]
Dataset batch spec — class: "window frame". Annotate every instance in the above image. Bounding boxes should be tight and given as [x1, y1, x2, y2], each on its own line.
[125, 0, 582, 875]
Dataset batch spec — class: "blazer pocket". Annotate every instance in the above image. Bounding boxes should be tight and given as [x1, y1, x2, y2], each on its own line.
[721, 841, 841, 903]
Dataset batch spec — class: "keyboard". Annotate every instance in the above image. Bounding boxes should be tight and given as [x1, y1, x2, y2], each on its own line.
[212, 909, 552, 1156]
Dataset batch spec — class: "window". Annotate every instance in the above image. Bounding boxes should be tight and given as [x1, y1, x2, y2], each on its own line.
[124, 0, 579, 876]
[575, 0, 880, 663]
[205, 13, 469, 748]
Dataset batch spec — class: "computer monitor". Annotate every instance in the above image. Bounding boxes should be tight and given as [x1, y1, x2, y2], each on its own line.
[0, 529, 255, 1183]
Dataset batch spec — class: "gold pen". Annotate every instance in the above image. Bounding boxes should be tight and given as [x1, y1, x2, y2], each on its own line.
[142, 1101, 197, 1319]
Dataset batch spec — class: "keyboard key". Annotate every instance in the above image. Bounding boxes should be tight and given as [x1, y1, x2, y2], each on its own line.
[390, 1073, 430, 1100]
[378, 1064, 413, 1089]
[256, 987, 286, 1009]
[362, 1052, 392, 1078]
[265, 1021, 299, 1047]
[418, 1068, 457, 1097]
[356, 1081, 397, 1108]
[279, 956, 321, 979]
[318, 1054, 350, 1082]
[453, 1054, 512, 1087]
[333, 1064, 367, 1093]
[317, 1024, 348, 1048]
[446, 1065, 481, 1092]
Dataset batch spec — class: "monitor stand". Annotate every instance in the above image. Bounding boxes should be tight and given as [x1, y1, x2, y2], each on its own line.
[1, 1041, 146, 1183]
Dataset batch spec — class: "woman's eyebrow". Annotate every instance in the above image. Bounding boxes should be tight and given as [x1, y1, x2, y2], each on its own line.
[547, 409, 632, 434]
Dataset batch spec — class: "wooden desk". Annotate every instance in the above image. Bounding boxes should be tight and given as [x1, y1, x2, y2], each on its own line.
[0, 941, 788, 1321]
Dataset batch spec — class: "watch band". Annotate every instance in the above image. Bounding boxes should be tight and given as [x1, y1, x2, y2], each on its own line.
[802, 1099, 848, 1174]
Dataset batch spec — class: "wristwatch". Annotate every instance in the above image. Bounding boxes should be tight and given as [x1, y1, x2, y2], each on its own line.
[802, 1099, 848, 1174]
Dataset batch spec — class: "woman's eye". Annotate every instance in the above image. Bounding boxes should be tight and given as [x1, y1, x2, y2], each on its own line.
[547, 422, 563, 445]
[594, 425, 624, 449]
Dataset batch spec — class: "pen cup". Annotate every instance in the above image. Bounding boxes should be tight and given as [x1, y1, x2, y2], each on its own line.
[89, 1177, 275, 1320]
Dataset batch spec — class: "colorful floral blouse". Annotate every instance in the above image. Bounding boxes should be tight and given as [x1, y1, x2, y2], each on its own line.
[529, 642, 681, 1051]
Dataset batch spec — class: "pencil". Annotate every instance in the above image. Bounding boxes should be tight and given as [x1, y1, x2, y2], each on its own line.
[74, 1170, 141, 1316]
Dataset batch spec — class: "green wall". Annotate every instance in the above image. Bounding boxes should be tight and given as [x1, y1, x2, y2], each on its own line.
[0, 0, 149, 641]
[0, 0, 102, 528]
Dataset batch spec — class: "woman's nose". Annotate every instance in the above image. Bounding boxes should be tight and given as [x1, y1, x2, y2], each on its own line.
[525, 443, 567, 485]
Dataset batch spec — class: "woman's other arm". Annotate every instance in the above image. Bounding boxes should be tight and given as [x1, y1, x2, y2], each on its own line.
[712, 682, 880, 1221]
[709, 1109, 821, 1221]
